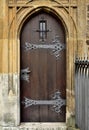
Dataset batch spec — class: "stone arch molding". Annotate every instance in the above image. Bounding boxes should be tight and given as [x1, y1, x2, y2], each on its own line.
[17, 5, 77, 120]
[8, 4, 78, 128]
[17, 6, 69, 38]
[0, 1, 78, 129]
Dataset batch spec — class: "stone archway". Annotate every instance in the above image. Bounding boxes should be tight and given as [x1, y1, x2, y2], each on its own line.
[1, 1, 78, 129]
[17, 6, 70, 125]
[20, 10, 66, 122]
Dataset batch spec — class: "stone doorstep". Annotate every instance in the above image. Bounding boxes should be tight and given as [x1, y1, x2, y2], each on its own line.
[2, 127, 67, 130]
[2, 123, 67, 130]
[68, 127, 80, 130]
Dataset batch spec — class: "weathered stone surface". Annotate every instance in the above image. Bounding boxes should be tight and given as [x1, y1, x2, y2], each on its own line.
[2, 123, 67, 130]
[0, 74, 20, 126]
[68, 127, 80, 130]
[0, 0, 88, 130]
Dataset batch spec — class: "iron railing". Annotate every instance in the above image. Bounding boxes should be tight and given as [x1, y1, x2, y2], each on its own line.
[75, 57, 89, 130]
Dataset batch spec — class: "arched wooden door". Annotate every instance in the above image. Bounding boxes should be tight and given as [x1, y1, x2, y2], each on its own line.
[20, 11, 66, 122]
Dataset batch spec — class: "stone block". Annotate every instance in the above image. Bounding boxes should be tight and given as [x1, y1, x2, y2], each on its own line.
[67, 115, 75, 127]
[68, 127, 80, 130]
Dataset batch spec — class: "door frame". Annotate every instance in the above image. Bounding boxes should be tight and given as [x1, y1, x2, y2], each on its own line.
[18, 6, 71, 124]
[20, 11, 66, 122]
[4, 1, 77, 127]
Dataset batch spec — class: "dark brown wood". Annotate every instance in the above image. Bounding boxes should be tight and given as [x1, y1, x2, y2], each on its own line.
[20, 11, 66, 122]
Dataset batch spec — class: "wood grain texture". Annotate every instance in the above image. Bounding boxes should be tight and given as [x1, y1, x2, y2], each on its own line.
[20, 11, 66, 122]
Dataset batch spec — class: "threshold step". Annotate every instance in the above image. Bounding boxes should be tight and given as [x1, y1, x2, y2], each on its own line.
[2, 123, 67, 130]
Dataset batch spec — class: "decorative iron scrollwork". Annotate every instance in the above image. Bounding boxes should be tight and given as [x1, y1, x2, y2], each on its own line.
[22, 90, 66, 113]
[75, 57, 89, 68]
[21, 67, 31, 82]
[24, 36, 65, 59]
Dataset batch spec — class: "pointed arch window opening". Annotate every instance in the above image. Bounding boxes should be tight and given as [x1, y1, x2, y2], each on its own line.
[35, 18, 50, 41]
[39, 20, 47, 41]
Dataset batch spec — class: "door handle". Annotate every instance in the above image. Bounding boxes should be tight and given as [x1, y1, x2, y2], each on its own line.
[21, 67, 31, 82]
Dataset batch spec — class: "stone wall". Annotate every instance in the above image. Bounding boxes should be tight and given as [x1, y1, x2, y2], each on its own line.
[0, 0, 89, 130]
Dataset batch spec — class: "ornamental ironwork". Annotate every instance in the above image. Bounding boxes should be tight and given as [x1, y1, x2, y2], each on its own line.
[20, 67, 31, 82]
[75, 57, 89, 68]
[24, 36, 65, 59]
[22, 90, 66, 114]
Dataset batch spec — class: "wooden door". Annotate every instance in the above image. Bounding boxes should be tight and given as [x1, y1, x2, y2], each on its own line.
[20, 11, 66, 122]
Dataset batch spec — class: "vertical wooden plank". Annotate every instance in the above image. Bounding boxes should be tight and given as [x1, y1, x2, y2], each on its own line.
[39, 49, 48, 122]
[20, 11, 66, 122]
[29, 15, 40, 121]
[47, 51, 57, 121]
[56, 50, 66, 122]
